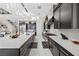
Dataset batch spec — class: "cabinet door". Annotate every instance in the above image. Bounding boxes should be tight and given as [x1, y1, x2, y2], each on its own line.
[59, 51, 67, 56]
[54, 7, 60, 29]
[51, 44, 59, 56]
[60, 3, 73, 29]
[59, 46, 73, 56]
[20, 42, 28, 56]
[20, 35, 35, 56]
[77, 4, 79, 28]
[49, 39, 59, 56]
[59, 48, 70, 56]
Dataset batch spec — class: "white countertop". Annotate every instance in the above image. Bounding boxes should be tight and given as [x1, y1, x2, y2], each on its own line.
[58, 29, 79, 40]
[0, 32, 35, 49]
[49, 29, 79, 40]
[48, 29, 79, 56]
[49, 36, 79, 56]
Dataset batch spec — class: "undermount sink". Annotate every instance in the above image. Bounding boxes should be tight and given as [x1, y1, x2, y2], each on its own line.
[45, 33, 57, 36]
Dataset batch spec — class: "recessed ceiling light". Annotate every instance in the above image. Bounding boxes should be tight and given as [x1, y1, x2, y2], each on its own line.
[37, 5, 42, 9]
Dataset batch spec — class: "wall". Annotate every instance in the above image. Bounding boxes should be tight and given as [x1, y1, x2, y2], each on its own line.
[36, 17, 45, 36]
[36, 10, 53, 36]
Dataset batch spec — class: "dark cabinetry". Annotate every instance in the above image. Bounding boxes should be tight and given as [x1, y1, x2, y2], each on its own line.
[54, 3, 73, 29]
[20, 34, 35, 56]
[59, 47, 70, 56]
[43, 33, 73, 56]
[54, 7, 60, 29]
[49, 39, 59, 56]
[60, 4, 73, 29]
[76, 4, 79, 28]
[48, 37, 73, 56]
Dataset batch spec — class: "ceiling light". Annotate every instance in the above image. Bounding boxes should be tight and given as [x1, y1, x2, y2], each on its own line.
[37, 5, 42, 9]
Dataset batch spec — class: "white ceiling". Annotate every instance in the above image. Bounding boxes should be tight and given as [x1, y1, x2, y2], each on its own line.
[0, 3, 53, 20]
[24, 3, 53, 17]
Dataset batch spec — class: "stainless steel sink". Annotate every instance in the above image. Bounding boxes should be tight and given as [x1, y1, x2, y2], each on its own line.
[45, 33, 57, 36]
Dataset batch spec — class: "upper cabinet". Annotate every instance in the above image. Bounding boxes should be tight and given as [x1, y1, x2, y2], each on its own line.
[60, 3, 73, 29]
[54, 7, 60, 29]
[76, 4, 79, 28]
[53, 3, 79, 29]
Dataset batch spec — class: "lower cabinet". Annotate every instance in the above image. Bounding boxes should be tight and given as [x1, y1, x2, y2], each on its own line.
[20, 35, 35, 56]
[20, 41, 30, 56]
[48, 38, 73, 56]
[49, 39, 59, 56]
[50, 44, 59, 56]
[0, 34, 35, 56]
[0, 49, 19, 56]
[59, 48, 69, 56]
[59, 50, 69, 56]
[59, 46, 73, 56]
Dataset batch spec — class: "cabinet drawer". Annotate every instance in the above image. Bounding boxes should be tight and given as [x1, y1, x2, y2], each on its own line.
[20, 44, 28, 55]
[50, 44, 59, 56]
[59, 50, 69, 56]
[59, 48, 69, 56]
[59, 47, 73, 56]
[49, 39, 59, 56]
[20, 48, 28, 55]
[49, 39, 57, 48]
[59, 51, 67, 56]
[49, 41, 54, 48]
[20, 36, 35, 56]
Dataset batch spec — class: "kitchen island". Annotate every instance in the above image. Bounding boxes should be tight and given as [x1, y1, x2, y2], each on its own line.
[43, 29, 79, 56]
[0, 32, 35, 56]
